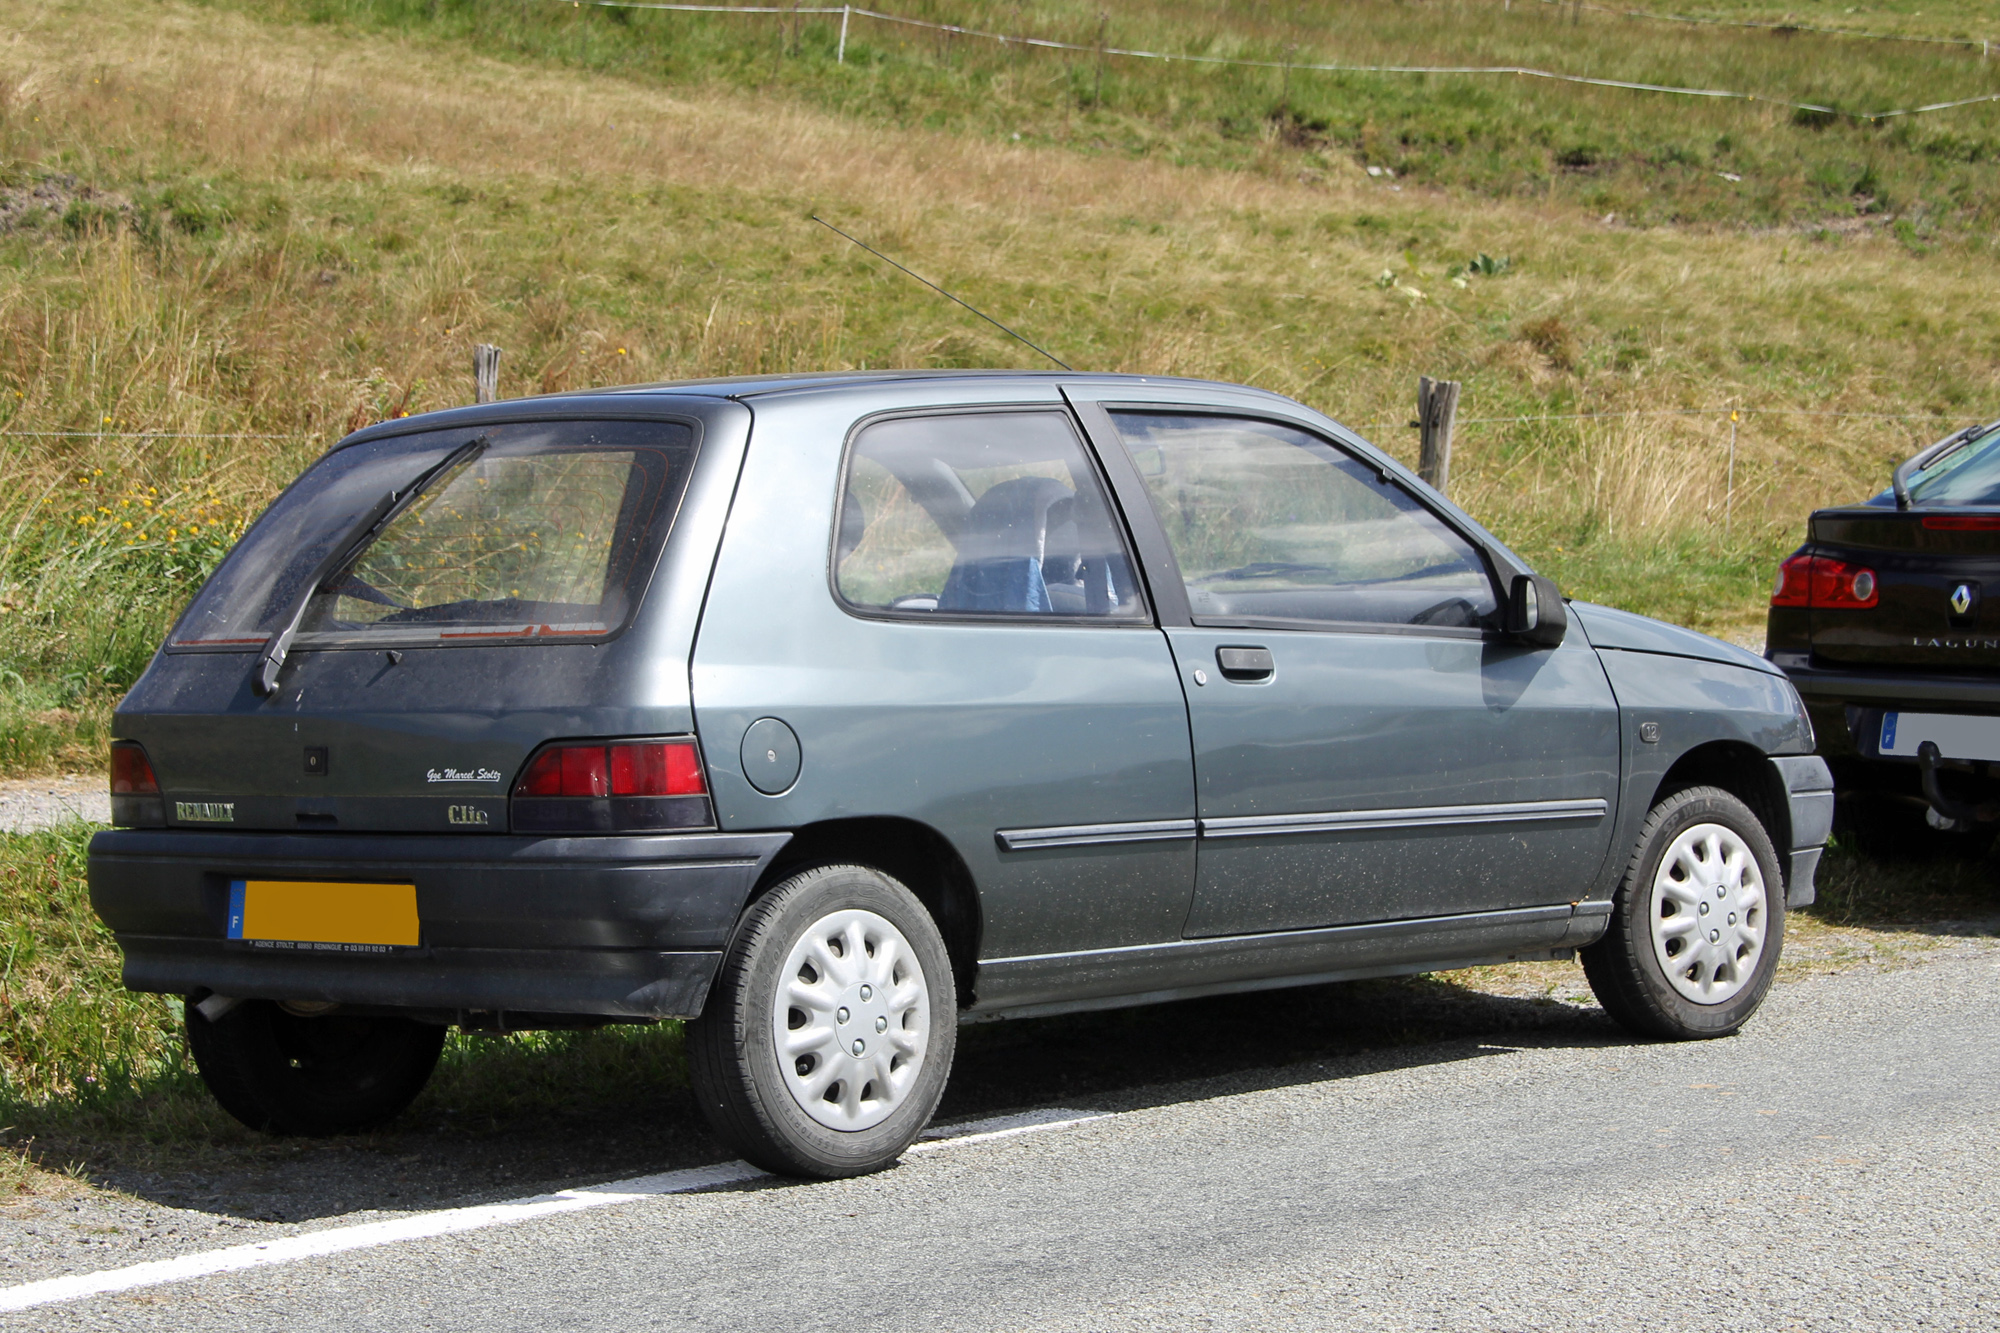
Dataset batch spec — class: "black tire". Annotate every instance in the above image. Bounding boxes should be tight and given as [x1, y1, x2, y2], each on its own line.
[686, 864, 957, 1179]
[185, 999, 446, 1135]
[1581, 785, 1786, 1040]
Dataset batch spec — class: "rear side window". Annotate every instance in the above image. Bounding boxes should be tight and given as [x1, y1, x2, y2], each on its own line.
[1109, 412, 1497, 630]
[170, 420, 696, 650]
[834, 410, 1145, 620]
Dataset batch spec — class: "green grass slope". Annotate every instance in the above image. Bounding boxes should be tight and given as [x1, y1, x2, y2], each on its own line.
[1, 0, 1997, 766]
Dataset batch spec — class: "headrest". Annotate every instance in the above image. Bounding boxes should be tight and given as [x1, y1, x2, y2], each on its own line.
[957, 476, 1074, 561]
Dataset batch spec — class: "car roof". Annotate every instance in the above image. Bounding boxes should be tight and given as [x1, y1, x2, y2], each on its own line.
[338, 371, 1300, 449]
[566, 369, 1266, 400]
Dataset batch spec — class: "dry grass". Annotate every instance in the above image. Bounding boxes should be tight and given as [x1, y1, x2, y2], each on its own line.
[6, 2, 1994, 431]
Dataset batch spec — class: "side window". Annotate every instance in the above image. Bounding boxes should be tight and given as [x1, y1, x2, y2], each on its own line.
[1109, 412, 1498, 630]
[835, 411, 1146, 620]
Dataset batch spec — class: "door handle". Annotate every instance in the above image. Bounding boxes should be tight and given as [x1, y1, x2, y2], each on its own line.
[1215, 646, 1274, 682]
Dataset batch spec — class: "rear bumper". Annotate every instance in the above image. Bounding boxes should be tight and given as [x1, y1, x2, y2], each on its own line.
[1780, 659, 2000, 759]
[119, 938, 725, 1021]
[88, 828, 790, 1019]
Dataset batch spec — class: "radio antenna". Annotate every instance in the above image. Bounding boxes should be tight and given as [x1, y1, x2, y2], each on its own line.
[810, 215, 1073, 372]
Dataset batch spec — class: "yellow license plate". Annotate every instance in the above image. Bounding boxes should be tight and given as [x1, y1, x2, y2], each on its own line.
[226, 880, 419, 948]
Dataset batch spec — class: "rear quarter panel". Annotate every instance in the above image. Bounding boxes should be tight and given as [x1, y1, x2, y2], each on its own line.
[690, 384, 1199, 960]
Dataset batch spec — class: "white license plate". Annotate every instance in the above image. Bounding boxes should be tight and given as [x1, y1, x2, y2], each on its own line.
[1879, 712, 2000, 762]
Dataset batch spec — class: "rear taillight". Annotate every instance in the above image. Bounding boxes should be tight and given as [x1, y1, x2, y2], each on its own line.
[1771, 552, 1813, 607]
[1812, 558, 1878, 608]
[511, 738, 711, 833]
[109, 741, 166, 828]
[1771, 553, 1877, 610]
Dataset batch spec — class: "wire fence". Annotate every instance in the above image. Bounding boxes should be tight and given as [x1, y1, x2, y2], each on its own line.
[0, 431, 301, 441]
[1506, 0, 1995, 56]
[555, 0, 2000, 122]
[1346, 405, 1984, 537]
[1357, 406, 1975, 431]
[6, 409, 1972, 440]
[6, 404, 1972, 550]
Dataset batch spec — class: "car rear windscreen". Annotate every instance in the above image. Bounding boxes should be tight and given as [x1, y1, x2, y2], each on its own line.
[1907, 426, 2000, 507]
[169, 419, 697, 651]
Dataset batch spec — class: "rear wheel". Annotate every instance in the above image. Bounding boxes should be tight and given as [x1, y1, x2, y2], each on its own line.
[686, 864, 956, 1179]
[185, 999, 446, 1135]
[1582, 786, 1785, 1040]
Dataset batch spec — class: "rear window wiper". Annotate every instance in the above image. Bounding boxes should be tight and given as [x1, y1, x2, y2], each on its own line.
[251, 436, 488, 697]
[1894, 419, 2000, 510]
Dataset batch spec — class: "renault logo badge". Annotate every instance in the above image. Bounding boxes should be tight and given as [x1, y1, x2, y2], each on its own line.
[1952, 584, 1974, 616]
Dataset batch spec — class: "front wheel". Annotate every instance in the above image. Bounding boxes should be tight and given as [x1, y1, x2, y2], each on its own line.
[1581, 785, 1785, 1040]
[686, 864, 957, 1179]
[184, 999, 446, 1134]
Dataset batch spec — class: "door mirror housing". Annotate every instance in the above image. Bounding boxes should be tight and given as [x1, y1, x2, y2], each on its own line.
[1507, 573, 1567, 647]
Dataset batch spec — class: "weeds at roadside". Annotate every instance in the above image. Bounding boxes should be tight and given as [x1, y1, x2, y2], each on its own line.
[1806, 834, 2000, 929]
[0, 824, 698, 1189]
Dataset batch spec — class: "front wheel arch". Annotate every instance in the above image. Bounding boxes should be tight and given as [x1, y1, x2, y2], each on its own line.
[1652, 739, 1791, 891]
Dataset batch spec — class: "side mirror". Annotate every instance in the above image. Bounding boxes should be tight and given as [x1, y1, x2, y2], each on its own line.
[1507, 573, 1567, 647]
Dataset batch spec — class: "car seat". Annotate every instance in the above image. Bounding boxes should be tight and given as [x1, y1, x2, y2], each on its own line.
[938, 476, 1074, 614]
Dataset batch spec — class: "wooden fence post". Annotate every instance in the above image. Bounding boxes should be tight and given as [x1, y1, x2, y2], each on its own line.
[474, 344, 502, 404]
[1417, 376, 1460, 496]
[1094, 13, 1108, 105]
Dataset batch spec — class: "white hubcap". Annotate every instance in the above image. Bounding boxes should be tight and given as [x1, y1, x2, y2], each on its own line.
[773, 909, 931, 1132]
[1650, 821, 1768, 1005]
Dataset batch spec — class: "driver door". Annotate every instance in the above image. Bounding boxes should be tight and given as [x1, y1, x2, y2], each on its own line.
[1073, 400, 1622, 937]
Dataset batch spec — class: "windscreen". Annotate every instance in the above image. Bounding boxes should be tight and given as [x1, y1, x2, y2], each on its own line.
[169, 420, 697, 650]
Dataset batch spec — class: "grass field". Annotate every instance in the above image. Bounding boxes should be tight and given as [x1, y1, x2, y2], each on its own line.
[4, 0, 2000, 763]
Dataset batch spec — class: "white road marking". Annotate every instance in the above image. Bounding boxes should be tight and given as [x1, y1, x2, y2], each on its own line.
[0, 1108, 1105, 1314]
[912, 1109, 1108, 1151]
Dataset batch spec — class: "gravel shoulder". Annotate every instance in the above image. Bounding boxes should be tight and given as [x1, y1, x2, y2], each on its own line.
[0, 776, 106, 834]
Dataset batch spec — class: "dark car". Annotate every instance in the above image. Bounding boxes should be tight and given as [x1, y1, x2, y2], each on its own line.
[1766, 418, 2000, 845]
[91, 372, 1831, 1178]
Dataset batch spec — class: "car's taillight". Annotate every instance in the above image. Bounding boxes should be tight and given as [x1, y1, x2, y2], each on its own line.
[1771, 552, 1813, 607]
[511, 738, 712, 833]
[1770, 553, 1877, 610]
[109, 741, 166, 828]
[1812, 557, 1878, 608]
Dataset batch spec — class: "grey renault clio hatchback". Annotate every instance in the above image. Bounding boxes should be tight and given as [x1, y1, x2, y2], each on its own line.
[90, 372, 1832, 1177]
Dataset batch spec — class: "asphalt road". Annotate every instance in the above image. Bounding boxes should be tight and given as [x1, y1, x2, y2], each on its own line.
[11, 951, 1999, 1331]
